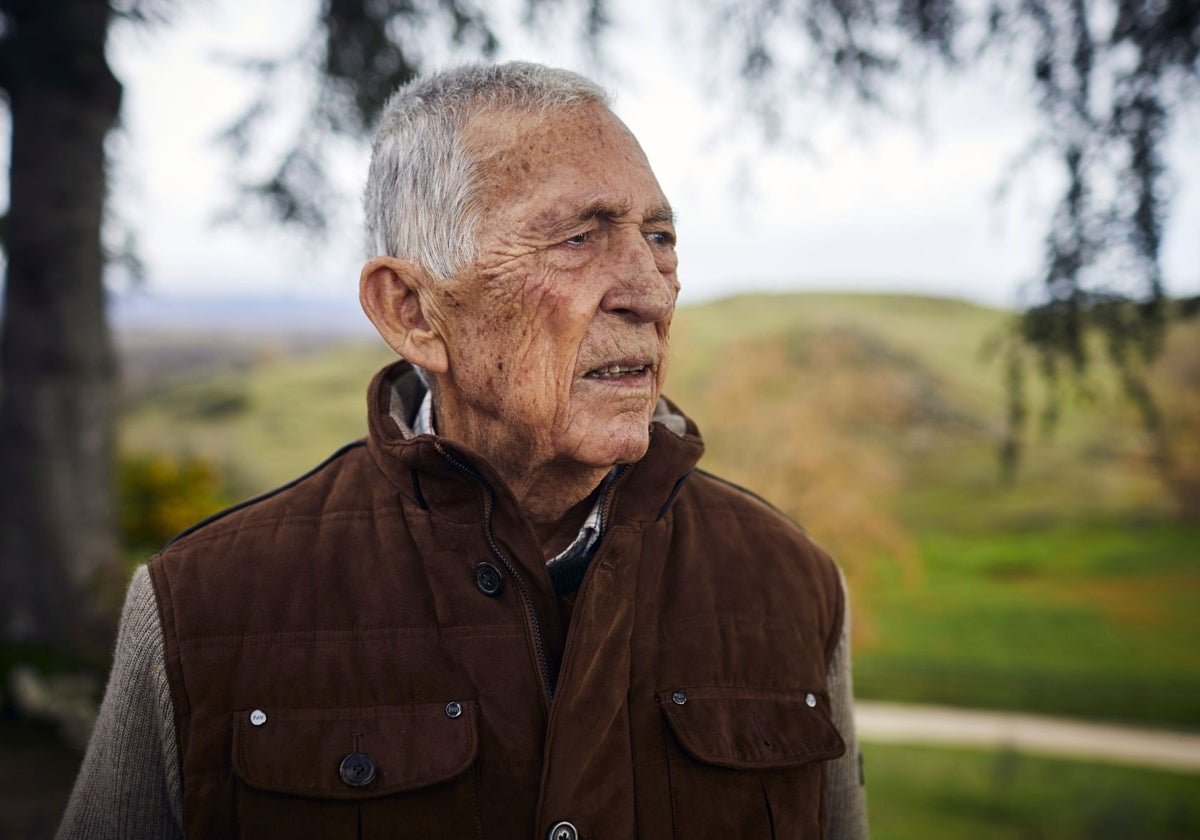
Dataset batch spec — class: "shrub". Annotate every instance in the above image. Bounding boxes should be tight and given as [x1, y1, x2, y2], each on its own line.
[119, 453, 233, 554]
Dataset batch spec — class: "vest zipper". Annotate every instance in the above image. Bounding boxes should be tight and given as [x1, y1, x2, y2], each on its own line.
[435, 442, 557, 705]
[596, 463, 629, 535]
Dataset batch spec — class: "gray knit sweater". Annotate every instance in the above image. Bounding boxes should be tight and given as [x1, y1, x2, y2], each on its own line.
[58, 567, 181, 838]
[58, 568, 869, 838]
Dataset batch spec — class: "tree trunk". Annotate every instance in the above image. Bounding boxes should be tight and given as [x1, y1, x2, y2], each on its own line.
[0, 0, 123, 662]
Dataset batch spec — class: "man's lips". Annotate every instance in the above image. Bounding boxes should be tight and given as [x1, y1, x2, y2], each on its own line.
[583, 362, 653, 379]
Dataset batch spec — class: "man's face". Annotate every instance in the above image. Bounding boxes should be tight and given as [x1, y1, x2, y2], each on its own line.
[429, 103, 679, 475]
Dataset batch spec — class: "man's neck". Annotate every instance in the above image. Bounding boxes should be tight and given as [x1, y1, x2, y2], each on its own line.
[418, 387, 612, 557]
[504, 459, 611, 556]
[427, 386, 619, 556]
[530, 484, 603, 561]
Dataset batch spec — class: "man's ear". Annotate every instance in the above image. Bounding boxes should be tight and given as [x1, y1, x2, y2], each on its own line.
[359, 257, 449, 374]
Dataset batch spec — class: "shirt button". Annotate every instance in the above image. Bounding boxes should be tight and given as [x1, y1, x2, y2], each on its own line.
[338, 752, 377, 787]
[547, 821, 579, 840]
[805, 692, 817, 708]
[445, 700, 463, 719]
[475, 562, 504, 596]
[249, 709, 267, 726]
[671, 689, 687, 705]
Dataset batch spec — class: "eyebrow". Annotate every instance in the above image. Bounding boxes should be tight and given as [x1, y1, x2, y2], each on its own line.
[550, 200, 677, 233]
[643, 204, 677, 225]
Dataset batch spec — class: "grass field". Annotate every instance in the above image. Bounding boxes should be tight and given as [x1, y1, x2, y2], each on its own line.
[853, 522, 1200, 726]
[668, 294, 1200, 728]
[120, 338, 396, 491]
[117, 292, 1200, 729]
[864, 743, 1200, 839]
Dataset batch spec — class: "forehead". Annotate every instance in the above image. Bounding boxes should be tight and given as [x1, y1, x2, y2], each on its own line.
[464, 103, 668, 231]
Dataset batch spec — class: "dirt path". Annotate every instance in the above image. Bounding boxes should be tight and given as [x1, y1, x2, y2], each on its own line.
[855, 701, 1200, 772]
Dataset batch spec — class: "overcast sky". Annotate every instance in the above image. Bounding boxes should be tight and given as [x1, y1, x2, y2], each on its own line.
[102, 0, 1199, 310]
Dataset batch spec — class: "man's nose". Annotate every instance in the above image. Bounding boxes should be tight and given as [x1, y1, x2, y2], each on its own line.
[600, 232, 677, 323]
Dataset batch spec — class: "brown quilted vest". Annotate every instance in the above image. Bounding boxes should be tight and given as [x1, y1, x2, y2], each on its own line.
[149, 362, 845, 839]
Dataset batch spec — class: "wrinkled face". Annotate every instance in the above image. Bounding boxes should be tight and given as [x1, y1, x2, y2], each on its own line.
[430, 103, 679, 473]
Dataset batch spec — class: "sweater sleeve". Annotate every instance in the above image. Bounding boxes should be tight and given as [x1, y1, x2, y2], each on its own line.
[824, 568, 869, 839]
[57, 565, 184, 839]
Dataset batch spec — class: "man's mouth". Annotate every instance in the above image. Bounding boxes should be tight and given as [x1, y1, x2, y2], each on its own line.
[584, 363, 652, 379]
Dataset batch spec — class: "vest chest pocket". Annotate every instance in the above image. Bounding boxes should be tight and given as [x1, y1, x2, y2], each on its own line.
[231, 701, 481, 840]
[657, 687, 845, 840]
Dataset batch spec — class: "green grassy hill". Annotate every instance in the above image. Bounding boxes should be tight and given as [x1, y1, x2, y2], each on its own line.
[118, 292, 1200, 728]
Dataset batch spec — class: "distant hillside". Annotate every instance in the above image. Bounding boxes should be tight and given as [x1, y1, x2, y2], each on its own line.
[112, 294, 381, 396]
[111, 293, 374, 335]
[118, 291, 1185, 538]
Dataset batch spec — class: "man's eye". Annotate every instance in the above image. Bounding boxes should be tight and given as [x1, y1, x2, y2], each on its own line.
[564, 232, 590, 246]
[647, 231, 676, 247]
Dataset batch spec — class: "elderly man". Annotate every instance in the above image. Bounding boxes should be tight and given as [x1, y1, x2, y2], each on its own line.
[60, 62, 867, 839]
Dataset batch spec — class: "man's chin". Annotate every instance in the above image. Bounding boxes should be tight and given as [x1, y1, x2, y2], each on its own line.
[571, 426, 651, 470]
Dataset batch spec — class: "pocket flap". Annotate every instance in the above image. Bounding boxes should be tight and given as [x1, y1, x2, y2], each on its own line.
[232, 701, 478, 799]
[658, 687, 845, 770]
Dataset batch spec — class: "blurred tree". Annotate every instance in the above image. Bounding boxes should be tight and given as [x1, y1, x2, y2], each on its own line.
[0, 0, 128, 662]
[687, 0, 1198, 516]
[217, 0, 500, 234]
[0, 0, 1196, 664]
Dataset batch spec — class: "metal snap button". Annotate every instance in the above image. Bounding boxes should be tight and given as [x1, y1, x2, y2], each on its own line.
[445, 700, 463, 719]
[338, 752, 377, 787]
[671, 689, 687, 706]
[249, 709, 267, 726]
[475, 561, 504, 596]
[547, 820, 579, 840]
[805, 692, 817, 708]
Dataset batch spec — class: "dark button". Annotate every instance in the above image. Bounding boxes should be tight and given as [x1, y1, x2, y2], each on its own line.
[475, 562, 504, 596]
[671, 689, 687, 706]
[547, 821, 579, 840]
[445, 700, 463, 719]
[338, 752, 377, 788]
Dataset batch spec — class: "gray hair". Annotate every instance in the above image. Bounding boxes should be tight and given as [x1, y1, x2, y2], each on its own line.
[363, 62, 611, 278]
